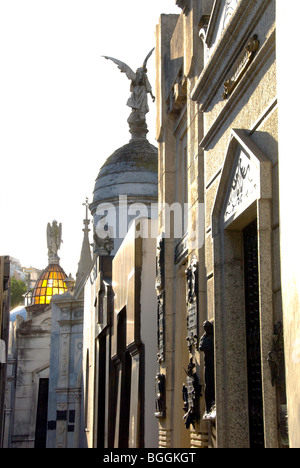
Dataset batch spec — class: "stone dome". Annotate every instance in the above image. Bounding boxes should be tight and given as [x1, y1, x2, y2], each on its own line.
[91, 139, 158, 210]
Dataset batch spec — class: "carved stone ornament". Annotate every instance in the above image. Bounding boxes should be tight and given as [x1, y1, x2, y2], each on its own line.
[155, 373, 166, 418]
[222, 35, 260, 100]
[182, 357, 202, 430]
[199, 321, 215, 416]
[156, 237, 165, 292]
[93, 225, 114, 256]
[156, 236, 165, 363]
[167, 71, 187, 120]
[267, 321, 284, 387]
[223, 0, 239, 30]
[185, 257, 199, 352]
[157, 291, 165, 363]
[224, 149, 258, 224]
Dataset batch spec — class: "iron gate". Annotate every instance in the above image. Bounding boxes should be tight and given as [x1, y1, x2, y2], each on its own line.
[243, 220, 265, 448]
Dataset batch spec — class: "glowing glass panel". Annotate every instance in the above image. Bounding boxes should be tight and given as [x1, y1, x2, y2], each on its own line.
[31, 264, 68, 307]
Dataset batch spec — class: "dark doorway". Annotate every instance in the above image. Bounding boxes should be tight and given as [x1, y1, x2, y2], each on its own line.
[113, 308, 131, 448]
[97, 335, 107, 448]
[34, 378, 49, 448]
[243, 220, 265, 448]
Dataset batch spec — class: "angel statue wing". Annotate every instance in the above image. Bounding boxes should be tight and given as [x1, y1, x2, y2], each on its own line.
[47, 223, 51, 249]
[58, 223, 63, 248]
[103, 56, 136, 81]
[142, 47, 155, 71]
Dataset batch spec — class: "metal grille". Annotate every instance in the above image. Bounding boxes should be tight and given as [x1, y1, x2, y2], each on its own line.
[243, 220, 265, 448]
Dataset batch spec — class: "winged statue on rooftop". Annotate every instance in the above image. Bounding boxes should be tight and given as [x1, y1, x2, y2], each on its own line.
[47, 220, 63, 264]
[103, 48, 155, 117]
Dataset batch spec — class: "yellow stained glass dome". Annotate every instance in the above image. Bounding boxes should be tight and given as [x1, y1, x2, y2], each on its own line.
[31, 264, 68, 305]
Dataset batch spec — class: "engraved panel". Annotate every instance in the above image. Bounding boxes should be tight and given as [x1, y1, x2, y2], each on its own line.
[185, 257, 199, 352]
[224, 148, 259, 225]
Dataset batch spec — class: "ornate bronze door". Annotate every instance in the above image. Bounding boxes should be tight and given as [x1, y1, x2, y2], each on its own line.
[243, 220, 265, 448]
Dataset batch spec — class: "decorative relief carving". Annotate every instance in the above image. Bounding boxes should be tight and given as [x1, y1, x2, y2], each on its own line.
[267, 321, 284, 387]
[224, 149, 258, 223]
[156, 237, 165, 292]
[157, 291, 165, 363]
[182, 357, 202, 429]
[60, 334, 69, 377]
[223, 0, 239, 30]
[156, 237, 165, 363]
[41, 318, 51, 330]
[222, 35, 260, 99]
[199, 321, 215, 416]
[155, 373, 166, 418]
[185, 257, 199, 352]
[74, 339, 83, 372]
[167, 69, 187, 120]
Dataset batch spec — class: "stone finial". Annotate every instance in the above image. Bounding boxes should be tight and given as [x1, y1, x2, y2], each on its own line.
[64, 274, 76, 292]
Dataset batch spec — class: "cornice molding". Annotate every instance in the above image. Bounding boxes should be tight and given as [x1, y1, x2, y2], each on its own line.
[199, 29, 275, 150]
[205, 0, 222, 48]
[191, 0, 272, 109]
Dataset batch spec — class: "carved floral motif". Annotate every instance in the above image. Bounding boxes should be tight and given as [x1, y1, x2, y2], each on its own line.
[223, 0, 239, 30]
[224, 150, 258, 223]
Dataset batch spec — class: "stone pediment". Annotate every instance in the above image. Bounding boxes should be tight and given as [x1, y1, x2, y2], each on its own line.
[224, 146, 259, 225]
[211, 129, 272, 235]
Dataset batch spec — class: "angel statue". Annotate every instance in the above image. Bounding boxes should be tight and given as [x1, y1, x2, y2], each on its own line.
[103, 49, 155, 139]
[47, 220, 63, 264]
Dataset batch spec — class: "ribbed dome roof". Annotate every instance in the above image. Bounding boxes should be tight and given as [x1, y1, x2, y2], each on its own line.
[31, 264, 68, 306]
[92, 139, 158, 208]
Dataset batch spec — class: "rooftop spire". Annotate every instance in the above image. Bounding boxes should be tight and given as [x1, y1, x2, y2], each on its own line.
[75, 198, 93, 294]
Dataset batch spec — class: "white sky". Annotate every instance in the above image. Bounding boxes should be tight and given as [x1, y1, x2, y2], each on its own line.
[0, 0, 180, 277]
